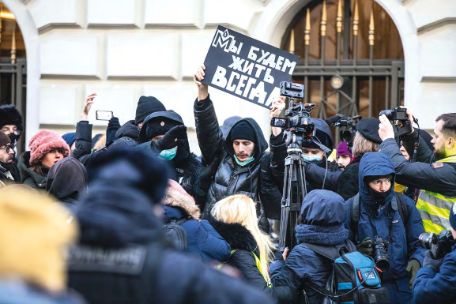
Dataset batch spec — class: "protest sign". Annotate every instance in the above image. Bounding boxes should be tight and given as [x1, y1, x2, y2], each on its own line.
[203, 25, 299, 109]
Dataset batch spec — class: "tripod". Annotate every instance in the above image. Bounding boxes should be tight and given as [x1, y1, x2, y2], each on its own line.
[278, 134, 308, 252]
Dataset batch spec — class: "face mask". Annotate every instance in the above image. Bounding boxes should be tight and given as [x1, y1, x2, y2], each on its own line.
[302, 155, 322, 163]
[372, 190, 389, 202]
[8, 133, 19, 147]
[234, 155, 254, 167]
[159, 146, 177, 160]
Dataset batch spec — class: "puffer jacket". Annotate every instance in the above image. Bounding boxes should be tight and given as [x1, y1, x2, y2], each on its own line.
[270, 190, 353, 304]
[344, 152, 425, 282]
[18, 151, 46, 189]
[194, 97, 268, 220]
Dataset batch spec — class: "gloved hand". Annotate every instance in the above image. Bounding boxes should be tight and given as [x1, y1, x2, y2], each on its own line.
[423, 250, 443, 271]
[155, 125, 187, 151]
[106, 117, 120, 147]
[357, 238, 374, 257]
[406, 259, 421, 288]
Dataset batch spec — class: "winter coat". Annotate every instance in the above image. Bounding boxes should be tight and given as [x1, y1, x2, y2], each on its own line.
[18, 151, 46, 189]
[0, 163, 17, 186]
[336, 156, 362, 200]
[0, 280, 84, 304]
[344, 152, 425, 283]
[46, 157, 87, 208]
[163, 206, 230, 262]
[68, 161, 275, 304]
[380, 138, 456, 196]
[210, 218, 269, 290]
[194, 97, 269, 220]
[413, 245, 456, 304]
[270, 190, 353, 304]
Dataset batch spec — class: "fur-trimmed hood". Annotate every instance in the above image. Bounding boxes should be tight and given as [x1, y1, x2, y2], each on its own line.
[163, 181, 200, 219]
[209, 218, 258, 254]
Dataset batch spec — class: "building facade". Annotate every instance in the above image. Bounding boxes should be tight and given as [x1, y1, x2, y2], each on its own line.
[2, 0, 456, 149]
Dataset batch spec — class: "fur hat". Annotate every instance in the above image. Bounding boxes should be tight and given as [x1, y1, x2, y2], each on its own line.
[164, 179, 200, 219]
[135, 96, 166, 124]
[0, 104, 23, 131]
[28, 130, 70, 166]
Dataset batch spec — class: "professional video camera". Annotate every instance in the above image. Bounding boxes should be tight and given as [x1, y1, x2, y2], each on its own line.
[419, 230, 455, 259]
[373, 236, 390, 271]
[379, 107, 413, 138]
[326, 114, 361, 144]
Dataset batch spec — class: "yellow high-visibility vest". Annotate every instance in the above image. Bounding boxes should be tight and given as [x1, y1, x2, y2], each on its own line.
[416, 155, 456, 233]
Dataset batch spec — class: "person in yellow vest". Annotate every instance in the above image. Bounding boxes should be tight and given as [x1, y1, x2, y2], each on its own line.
[379, 112, 456, 233]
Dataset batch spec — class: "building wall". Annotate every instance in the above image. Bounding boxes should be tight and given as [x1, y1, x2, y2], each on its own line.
[4, 0, 456, 148]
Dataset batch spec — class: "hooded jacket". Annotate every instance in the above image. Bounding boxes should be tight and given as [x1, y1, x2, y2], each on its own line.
[68, 149, 275, 304]
[344, 152, 424, 282]
[194, 97, 269, 219]
[46, 157, 88, 208]
[270, 190, 353, 304]
[18, 151, 47, 189]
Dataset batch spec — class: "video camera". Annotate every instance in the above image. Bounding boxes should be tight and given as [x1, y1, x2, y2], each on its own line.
[379, 107, 413, 138]
[326, 114, 361, 144]
[419, 230, 455, 259]
[271, 81, 315, 145]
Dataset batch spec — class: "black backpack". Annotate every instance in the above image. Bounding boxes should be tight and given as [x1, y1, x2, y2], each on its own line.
[162, 218, 188, 251]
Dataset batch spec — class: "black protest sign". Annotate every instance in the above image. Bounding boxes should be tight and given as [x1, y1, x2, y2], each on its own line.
[203, 25, 299, 109]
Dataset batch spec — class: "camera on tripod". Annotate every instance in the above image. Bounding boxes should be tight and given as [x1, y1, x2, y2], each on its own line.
[419, 230, 455, 259]
[271, 81, 316, 143]
[379, 107, 413, 138]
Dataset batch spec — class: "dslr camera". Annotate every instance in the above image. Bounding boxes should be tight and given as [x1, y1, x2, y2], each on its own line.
[379, 107, 413, 138]
[373, 236, 390, 271]
[419, 230, 455, 259]
[271, 81, 315, 143]
[326, 114, 362, 144]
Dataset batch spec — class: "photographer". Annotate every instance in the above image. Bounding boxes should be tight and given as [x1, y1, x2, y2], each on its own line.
[412, 205, 456, 304]
[344, 152, 424, 304]
[379, 112, 456, 233]
[269, 97, 339, 193]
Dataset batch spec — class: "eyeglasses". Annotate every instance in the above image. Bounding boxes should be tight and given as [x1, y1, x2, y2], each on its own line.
[0, 144, 13, 151]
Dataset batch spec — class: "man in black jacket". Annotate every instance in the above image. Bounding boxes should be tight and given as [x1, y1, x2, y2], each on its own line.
[379, 112, 456, 233]
[193, 66, 272, 228]
[0, 132, 18, 185]
[67, 147, 275, 304]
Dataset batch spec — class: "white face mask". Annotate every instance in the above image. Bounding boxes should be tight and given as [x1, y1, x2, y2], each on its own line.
[302, 155, 322, 162]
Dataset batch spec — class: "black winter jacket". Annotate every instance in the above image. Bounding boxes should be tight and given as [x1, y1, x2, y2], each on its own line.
[194, 97, 269, 219]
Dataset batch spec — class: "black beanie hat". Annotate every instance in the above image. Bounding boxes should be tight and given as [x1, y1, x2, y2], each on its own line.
[135, 96, 166, 124]
[230, 121, 256, 142]
[139, 110, 184, 142]
[356, 118, 382, 144]
[0, 105, 23, 131]
[0, 131, 10, 146]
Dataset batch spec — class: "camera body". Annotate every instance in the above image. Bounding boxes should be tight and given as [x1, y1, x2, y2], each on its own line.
[280, 81, 304, 99]
[329, 114, 361, 144]
[419, 230, 455, 259]
[373, 236, 390, 271]
[379, 107, 412, 138]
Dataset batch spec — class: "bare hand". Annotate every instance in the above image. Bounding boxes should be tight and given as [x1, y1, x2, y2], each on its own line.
[378, 114, 395, 141]
[194, 64, 209, 101]
[270, 96, 286, 119]
[282, 247, 290, 261]
[82, 93, 96, 120]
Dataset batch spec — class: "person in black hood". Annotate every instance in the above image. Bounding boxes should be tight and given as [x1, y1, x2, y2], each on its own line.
[194, 65, 270, 230]
[67, 147, 275, 304]
[139, 110, 202, 201]
[46, 157, 88, 210]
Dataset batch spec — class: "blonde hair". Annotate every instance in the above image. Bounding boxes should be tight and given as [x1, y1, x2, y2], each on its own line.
[211, 194, 274, 284]
[351, 131, 379, 158]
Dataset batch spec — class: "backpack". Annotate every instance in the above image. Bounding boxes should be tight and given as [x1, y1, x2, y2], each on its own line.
[304, 243, 390, 304]
[162, 218, 187, 251]
[350, 193, 409, 236]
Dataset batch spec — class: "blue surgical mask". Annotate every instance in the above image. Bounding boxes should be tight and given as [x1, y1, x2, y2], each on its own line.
[159, 146, 177, 160]
[234, 155, 255, 167]
[302, 155, 322, 163]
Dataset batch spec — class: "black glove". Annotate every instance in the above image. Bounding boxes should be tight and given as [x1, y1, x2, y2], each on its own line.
[155, 125, 187, 151]
[357, 238, 374, 257]
[423, 250, 443, 271]
[106, 117, 120, 147]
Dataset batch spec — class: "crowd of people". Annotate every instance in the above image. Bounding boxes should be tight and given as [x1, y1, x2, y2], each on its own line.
[0, 64, 455, 304]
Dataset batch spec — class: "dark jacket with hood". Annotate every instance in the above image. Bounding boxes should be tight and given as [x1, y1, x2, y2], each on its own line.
[344, 152, 425, 282]
[194, 97, 269, 220]
[18, 151, 46, 189]
[46, 157, 88, 209]
[270, 190, 354, 304]
[68, 148, 275, 304]
[140, 110, 202, 203]
[210, 218, 269, 290]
